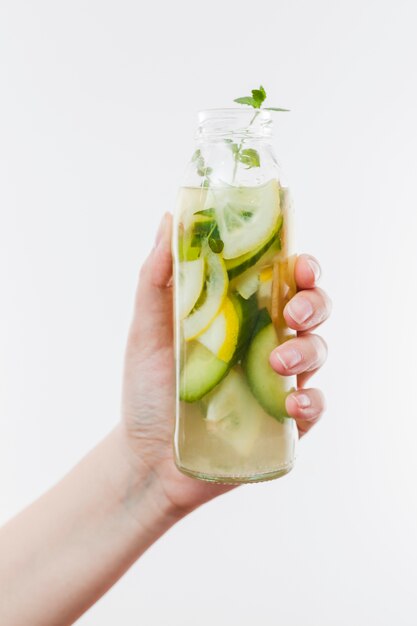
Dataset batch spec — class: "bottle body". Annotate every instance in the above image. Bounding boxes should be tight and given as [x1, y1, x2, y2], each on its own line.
[173, 109, 298, 483]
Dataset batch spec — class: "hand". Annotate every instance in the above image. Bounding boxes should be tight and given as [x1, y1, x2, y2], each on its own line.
[121, 213, 331, 514]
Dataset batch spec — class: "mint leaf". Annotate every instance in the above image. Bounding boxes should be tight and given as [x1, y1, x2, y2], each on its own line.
[251, 86, 266, 107]
[208, 237, 224, 253]
[192, 150, 212, 187]
[231, 86, 287, 181]
[234, 96, 258, 107]
[238, 148, 260, 169]
[234, 85, 288, 112]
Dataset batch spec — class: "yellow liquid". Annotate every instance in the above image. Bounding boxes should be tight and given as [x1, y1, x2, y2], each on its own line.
[173, 182, 298, 483]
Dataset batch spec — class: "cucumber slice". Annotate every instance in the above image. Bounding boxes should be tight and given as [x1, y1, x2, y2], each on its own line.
[230, 294, 259, 364]
[180, 296, 257, 403]
[208, 180, 281, 260]
[244, 320, 294, 422]
[232, 266, 260, 300]
[198, 297, 240, 363]
[205, 368, 263, 456]
[229, 232, 280, 300]
[176, 186, 208, 231]
[178, 258, 205, 320]
[182, 248, 228, 341]
[225, 215, 282, 279]
[179, 341, 229, 402]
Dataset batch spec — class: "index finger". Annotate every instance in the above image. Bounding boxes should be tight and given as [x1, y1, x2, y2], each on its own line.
[294, 254, 321, 290]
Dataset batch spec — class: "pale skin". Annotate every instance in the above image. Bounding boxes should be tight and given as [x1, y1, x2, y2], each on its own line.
[0, 214, 331, 626]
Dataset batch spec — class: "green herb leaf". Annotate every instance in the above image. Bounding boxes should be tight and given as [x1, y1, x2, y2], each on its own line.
[234, 85, 288, 112]
[238, 148, 260, 169]
[234, 96, 258, 107]
[208, 237, 224, 253]
[251, 86, 266, 107]
[195, 208, 215, 217]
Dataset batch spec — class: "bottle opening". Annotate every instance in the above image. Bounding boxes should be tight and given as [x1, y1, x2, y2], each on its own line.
[197, 108, 273, 140]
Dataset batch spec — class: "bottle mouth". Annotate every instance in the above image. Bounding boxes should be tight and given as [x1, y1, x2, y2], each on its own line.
[197, 108, 273, 140]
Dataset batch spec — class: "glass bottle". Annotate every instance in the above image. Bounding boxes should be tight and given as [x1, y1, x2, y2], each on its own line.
[173, 108, 298, 483]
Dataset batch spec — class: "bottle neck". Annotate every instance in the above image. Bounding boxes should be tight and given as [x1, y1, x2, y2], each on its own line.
[196, 108, 273, 143]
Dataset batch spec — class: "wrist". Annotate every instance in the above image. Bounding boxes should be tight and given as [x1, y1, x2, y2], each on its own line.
[103, 426, 185, 536]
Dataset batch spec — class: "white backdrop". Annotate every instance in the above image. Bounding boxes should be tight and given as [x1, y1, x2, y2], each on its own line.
[1, 1, 417, 624]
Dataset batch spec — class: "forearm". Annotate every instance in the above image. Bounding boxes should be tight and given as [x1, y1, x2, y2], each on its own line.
[0, 426, 182, 626]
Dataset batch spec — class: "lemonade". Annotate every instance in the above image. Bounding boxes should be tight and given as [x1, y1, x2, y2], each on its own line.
[173, 177, 298, 483]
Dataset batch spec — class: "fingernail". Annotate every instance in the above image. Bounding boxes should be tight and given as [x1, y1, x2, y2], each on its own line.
[294, 393, 311, 409]
[274, 347, 303, 369]
[307, 258, 321, 282]
[155, 213, 168, 247]
[286, 297, 314, 324]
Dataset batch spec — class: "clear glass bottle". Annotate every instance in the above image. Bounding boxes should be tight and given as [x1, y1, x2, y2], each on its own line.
[173, 108, 298, 483]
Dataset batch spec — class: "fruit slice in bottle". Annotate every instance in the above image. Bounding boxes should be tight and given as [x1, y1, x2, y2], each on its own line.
[244, 313, 295, 422]
[178, 258, 205, 320]
[182, 247, 228, 341]
[179, 341, 229, 403]
[225, 214, 282, 279]
[208, 179, 281, 260]
[198, 297, 240, 363]
[205, 368, 263, 456]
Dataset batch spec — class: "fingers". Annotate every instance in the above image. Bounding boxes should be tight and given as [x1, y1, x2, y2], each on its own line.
[284, 287, 331, 332]
[294, 254, 321, 290]
[272, 255, 328, 437]
[285, 388, 326, 437]
[270, 334, 328, 377]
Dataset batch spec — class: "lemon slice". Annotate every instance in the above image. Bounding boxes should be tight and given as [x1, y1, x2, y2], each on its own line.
[178, 258, 205, 320]
[182, 248, 228, 341]
[198, 297, 240, 363]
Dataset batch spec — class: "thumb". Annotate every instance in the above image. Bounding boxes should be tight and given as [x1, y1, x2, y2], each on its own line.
[129, 213, 173, 352]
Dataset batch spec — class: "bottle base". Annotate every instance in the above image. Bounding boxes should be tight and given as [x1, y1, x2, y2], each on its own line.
[175, 462, 294, 485]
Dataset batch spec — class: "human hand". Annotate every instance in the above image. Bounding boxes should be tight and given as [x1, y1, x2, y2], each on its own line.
[121, 213, 331, 514]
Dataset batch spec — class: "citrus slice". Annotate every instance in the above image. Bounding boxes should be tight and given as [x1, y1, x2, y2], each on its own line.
[182, 248, 228, 341]
[178, 258, 205, 320]
[198, 297, 240, 363]
[208, 179, 281, 259]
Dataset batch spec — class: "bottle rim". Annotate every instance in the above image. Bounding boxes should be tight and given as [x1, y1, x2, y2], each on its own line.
[197, 108, 273, 139]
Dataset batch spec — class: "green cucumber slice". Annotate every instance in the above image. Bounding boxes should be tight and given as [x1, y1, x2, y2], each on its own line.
[207, 180, 281, 259]
[178, 258, 205, 320]
[230, 294, 258, 364]
[225, 215, 282, 279]
[205, 368, 263, 456]
[179, 295, 257, 403]
[182, 248, 228, 341]
[244, 319, 294, 422]
[232, 266, 260, 300]
[179, 342, 229, 402]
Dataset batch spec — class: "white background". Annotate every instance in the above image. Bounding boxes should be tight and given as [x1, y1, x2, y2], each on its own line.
[1, 1, 417, 624]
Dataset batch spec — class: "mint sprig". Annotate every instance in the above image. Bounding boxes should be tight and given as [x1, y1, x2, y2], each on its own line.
[231, 85, 289, 178]
[192, 149, 212, 188]
[192, 86, 288, 186]
[234, 85, 289, 112]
